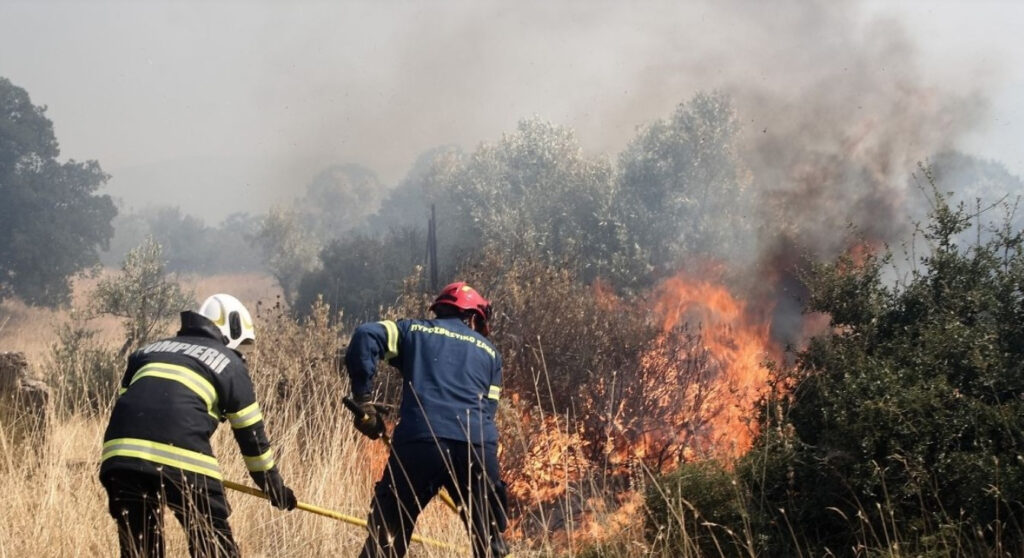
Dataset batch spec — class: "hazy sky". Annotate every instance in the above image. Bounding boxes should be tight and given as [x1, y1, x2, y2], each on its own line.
[1, 1, 1022, 222]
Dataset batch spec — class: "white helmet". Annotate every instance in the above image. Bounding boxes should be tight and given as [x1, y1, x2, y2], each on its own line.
[198, 293, 255, 350]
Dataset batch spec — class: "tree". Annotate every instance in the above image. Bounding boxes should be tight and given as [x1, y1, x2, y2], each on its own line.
[298, 163, 386, 239]
[104, 207, 262, 273]
[365, 145, 462, 235]
[428, 117, 627, 284]
[294, 228, 425, 321]
[92, 237, 194, 355]
[921, 150, 1024, 242]
[214, 212, 262, 272]
[0, 77, 117, 306]
[616, 92, 753, 280]
[251, 207, 320, 305]
[145, 206, 214, 271]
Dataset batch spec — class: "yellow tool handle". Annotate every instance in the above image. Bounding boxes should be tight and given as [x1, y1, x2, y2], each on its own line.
[222, 480, 463, 552]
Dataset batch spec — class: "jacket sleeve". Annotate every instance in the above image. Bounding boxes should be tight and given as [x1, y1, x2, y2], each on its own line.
[344, 320, 400, 397]
[219, 360, 283, 488]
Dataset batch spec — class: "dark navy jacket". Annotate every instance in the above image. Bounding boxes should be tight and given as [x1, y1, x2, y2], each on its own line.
[101, 312, 281, 488]
[345, 316, 502, 446]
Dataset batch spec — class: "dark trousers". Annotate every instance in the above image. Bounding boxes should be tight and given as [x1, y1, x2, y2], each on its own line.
[359, 439, 509, 558]
[101, 470, 239, 558]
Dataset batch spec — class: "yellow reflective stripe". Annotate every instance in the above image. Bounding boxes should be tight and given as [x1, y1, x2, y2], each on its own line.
[226, 402, 263, 430]
[379, 320, 399, 359]
[117, 387, 127, 396]
[102, 438, 222, 480]
[488, 385, 501, 400]
[131, 363, 219, 420]
[243, 449, 275, 472]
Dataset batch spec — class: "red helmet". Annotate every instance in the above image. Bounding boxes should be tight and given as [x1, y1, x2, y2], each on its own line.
[429, 281, 493, 336]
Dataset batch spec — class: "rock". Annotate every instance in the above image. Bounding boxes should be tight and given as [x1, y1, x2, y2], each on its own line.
[0, 352, 51, 447]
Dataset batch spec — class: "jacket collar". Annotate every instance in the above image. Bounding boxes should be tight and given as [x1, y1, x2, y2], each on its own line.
[177, 311, 227, 344]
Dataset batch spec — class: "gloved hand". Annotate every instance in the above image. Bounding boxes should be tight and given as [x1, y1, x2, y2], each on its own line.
[259, 469, 297, 511]
[351, 393, 387, 440]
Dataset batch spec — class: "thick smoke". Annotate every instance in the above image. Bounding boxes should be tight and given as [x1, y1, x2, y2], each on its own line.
[728, 6, 986, 260]
[17, 1, 997, 229]
[630, 2, 991, 345]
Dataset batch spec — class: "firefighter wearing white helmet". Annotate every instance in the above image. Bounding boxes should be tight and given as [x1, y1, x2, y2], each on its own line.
[100, 293, 296, 558]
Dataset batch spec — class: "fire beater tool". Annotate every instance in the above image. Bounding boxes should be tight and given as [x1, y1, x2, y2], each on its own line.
[342, 395, 462, 515]
[222, 479, 464, 552]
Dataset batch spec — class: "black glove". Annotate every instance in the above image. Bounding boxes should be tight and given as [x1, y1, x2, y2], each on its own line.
[257, 469, 297, 511]
[350, 393, 387, 440]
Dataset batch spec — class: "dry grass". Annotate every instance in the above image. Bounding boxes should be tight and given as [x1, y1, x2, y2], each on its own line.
[0, 404, 470, 557]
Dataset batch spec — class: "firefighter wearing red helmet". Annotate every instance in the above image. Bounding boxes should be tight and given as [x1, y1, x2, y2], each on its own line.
[429, 281, 494, 336]
[344, 281, 508, 558]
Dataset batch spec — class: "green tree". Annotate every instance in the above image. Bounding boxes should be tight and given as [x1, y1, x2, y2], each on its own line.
[923, 150, 1024, 241]
[0, 77, 117, 306]
[616, 92, 753, 280]
[145, 206, 214, 271]
[104, 207, 262, 273]
[365, 146, 461, 235]
[92, 237, 194, 355]
[214, 212, 262, 272]
[295, 228, 425, 321]
[742, 188, 1024, 556]
[429, 117, 628, 284]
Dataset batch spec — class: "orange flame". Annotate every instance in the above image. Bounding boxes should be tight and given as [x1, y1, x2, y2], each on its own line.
[639, 272, 782, 462]
[503, 271, 790, 549]
[505, 413, 589, 505]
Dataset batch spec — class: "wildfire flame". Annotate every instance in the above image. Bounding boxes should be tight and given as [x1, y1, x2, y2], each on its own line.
[652, 272, 781, 459]
[504, 271, 787, 548]
[599, 272, 782, 469]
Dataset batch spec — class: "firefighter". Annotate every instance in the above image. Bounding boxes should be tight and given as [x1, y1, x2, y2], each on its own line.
[99, 293, 297, 558]
[345, 281, 509, 558]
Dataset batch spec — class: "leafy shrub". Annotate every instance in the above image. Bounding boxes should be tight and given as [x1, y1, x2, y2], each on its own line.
[645, 461, 751, 558]
[47, 317, 121, 417]
[91, 237, 193, 355]
[743, 189, 1024, 556]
